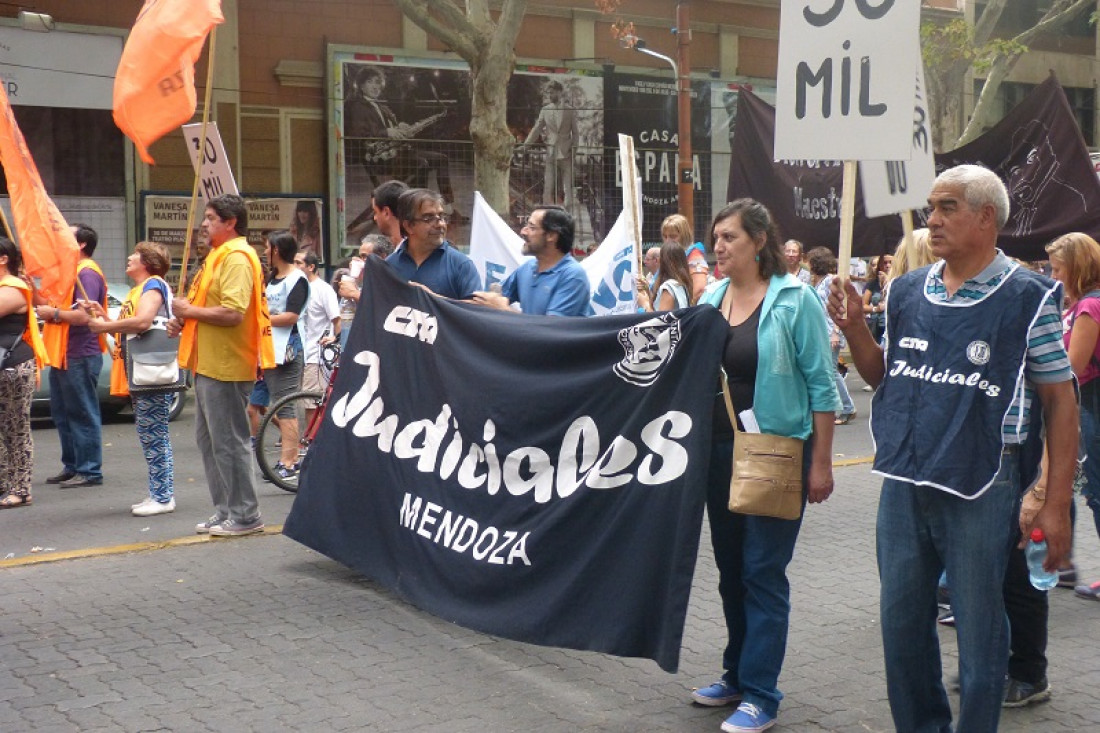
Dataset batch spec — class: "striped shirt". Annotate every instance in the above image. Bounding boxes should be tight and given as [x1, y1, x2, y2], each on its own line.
[923, 250, 1071, 443]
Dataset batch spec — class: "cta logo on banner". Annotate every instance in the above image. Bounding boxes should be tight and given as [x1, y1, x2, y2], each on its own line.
[859, 65, 936, 217]
[775, 0, 920, 161]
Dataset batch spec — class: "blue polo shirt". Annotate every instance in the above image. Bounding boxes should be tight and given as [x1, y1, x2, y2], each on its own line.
[386, 241, 481, 300]
[501, 254, 591, 316]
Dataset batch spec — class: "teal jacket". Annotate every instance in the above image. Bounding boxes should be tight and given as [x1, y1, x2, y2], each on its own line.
[701, 273, 840, 440]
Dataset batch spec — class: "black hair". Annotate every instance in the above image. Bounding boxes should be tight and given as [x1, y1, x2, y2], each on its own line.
[266, 229, 299, 266]
[206, 194, 248, 236]
[536, 205, 574, 254]
[72, 223, 99, 257]
[372, 180, 408, 214]
[0, 236, 21, 273]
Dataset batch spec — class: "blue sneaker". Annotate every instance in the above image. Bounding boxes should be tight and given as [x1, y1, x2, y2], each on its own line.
[691, 679, 741, 707]
[721, 702, 776, 733]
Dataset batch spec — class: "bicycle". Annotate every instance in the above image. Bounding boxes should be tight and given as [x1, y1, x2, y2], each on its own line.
[254, 340, 343, 493]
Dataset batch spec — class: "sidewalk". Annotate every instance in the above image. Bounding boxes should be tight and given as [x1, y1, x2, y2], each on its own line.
[1, 414, 1097, 731]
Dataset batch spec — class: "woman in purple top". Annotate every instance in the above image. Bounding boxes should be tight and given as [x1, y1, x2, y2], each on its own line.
[1046, 232, 1100, 599]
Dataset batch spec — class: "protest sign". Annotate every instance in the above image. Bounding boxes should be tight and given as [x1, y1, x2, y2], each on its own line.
[860, 65, 936, 218]
[775, 0, 920, 161]
[181, 122, 239, 203]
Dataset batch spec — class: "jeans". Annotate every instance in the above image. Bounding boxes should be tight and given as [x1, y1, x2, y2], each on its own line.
[1077, 381, 1100, 541]
[832, 346, 854, 417]
[878, 452, 1020, 733]
[704, 436, 811, 718]
[1003, 541, 1047, 685]
[49, 353, 103, 480]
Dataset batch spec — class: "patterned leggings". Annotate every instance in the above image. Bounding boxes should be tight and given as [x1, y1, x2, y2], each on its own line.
[0, 360, 35, 498]
[133, 393, 174, 502]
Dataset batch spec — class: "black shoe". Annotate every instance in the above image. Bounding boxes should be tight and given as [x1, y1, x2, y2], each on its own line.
[58, 475, 103, 489]
[46, 470, 76, 484]
[1003, 677, 1050, 707]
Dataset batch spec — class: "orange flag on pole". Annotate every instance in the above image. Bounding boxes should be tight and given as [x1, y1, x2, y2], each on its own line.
[0, 84, 79, 306]
[113, 0, 224, 164]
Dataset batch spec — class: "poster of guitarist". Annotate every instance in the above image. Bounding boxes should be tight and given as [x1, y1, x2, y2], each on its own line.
[344, 66, 465, 227]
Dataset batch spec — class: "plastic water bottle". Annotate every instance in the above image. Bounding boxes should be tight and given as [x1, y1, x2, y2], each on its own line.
[1025, 528, 1058, 590]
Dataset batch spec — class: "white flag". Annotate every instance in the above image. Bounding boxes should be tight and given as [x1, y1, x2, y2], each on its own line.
[468, 191, 529, 290]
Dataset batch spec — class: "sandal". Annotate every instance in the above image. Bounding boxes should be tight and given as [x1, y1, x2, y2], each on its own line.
[0, 492, 32, 509]
[835, 412, 857, 426]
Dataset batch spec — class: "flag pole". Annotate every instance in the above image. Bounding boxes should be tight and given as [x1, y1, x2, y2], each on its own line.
[0, 204, 13, 241]
[176, 25, 218, 295]
[837, 160, 857, 285]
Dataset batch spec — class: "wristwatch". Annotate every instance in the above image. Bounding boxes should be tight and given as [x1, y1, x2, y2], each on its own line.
[52, 308, 61, 323]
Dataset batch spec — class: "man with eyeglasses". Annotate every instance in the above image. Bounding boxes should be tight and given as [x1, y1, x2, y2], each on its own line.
[386, 188, 480, 300]
[472, 206, 590, 317]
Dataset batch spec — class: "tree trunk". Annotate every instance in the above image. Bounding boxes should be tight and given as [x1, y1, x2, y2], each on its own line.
[468, 54, 515, 214]
[954, 53, 1022, 147]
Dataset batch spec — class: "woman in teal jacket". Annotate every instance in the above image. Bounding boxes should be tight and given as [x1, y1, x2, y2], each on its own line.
[689, 199, 839, 733]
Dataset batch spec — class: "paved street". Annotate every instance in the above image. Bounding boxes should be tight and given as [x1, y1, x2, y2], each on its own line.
[2, 381, 1098, 732]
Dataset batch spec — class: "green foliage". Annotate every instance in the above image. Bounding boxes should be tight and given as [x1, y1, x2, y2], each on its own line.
[920, 19, 1027, 76]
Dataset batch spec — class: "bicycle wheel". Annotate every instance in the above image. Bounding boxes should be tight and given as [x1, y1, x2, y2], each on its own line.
[255, 390, 323, 493]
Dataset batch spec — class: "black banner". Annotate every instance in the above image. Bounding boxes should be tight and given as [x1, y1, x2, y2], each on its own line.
[728, 75, 1100, 260]
[604, 72, 712, 242]
[283, 259, 729, 672]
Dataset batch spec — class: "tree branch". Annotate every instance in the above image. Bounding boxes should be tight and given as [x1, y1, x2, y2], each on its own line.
[1013, 0, 1094, 47]
[392, 0, 480, 60]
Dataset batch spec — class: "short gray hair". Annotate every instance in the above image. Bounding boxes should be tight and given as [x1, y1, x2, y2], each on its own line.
[934, 165, 1010, 230]
[360, 233, 394, 259]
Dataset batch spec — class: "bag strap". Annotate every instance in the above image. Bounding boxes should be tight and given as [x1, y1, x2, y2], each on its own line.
[719, 367, 742, 435]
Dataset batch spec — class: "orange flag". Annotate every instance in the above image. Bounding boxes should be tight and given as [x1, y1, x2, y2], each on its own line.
[113, 0, 224, 164]
[0, 85, 79, 306]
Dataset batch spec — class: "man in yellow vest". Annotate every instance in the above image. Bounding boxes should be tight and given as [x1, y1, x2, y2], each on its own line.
[34, 224, 108, 489]
[169, 194, 275, 537]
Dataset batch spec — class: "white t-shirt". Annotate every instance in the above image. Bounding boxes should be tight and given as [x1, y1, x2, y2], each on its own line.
[849, 258, 868, 295]
[300, 277, 341, 363]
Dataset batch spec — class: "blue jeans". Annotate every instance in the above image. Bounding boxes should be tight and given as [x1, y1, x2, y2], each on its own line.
[1078, 381, 1100, 541]
[49, 353, 103, 480]
[704, 436, 810, 718]
[832, 346, 854, 417]
[877, 452, 1020, 733]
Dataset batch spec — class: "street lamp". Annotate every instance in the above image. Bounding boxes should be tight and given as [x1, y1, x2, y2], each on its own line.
[620, 8, 693, 226]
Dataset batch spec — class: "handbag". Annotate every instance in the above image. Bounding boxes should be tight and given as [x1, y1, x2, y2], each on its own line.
[124, 296, 187, 394]
[721, 374, 804, 520]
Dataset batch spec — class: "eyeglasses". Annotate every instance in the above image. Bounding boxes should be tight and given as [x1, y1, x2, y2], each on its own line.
[411, 214, 449, 225]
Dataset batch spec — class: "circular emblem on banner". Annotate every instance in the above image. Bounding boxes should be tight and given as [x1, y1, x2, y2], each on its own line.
[966, 340, 991, 366]
[613, 314, 683, 387]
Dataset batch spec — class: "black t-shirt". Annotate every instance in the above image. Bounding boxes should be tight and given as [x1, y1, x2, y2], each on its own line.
[712, 300, 763, 439]
[0, 310, 32, 367]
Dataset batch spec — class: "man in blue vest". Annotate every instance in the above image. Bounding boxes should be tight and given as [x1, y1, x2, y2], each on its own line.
[828, 164, 1077, 733]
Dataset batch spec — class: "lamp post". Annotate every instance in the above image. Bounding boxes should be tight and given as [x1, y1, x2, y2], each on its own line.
[624, 3, 693, 225]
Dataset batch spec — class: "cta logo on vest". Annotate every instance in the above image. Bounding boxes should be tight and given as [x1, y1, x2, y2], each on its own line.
[384, 306, 438, 344]
[898, 336, 929, 352]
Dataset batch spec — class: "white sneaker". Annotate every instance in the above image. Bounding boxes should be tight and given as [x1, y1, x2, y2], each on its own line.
[132, 497, 175, 517]
[131, 497, 153, 510]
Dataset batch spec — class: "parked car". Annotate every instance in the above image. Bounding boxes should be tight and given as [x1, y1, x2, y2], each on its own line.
[31, 283, 188, 422]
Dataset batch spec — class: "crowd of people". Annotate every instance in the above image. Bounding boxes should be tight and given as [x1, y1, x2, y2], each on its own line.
[1, 164, 1098, 733]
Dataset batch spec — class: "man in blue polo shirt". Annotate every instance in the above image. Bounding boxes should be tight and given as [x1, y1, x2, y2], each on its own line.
[472, 206, 590, 317]
[386, 188, 480, 300]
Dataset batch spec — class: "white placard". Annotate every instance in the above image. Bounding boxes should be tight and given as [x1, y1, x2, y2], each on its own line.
[774, 0, 921, 161]
[181, 122, 239, 202]
[859, 64, 937, 217]
[0, 27, 121, 109]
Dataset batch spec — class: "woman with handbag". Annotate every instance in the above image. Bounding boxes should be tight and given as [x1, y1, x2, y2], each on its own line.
[691, 200, 839, 733]
[261, 230, 308, 480]
[84, 242, 176, 516]
[0, 238, 48, 509]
